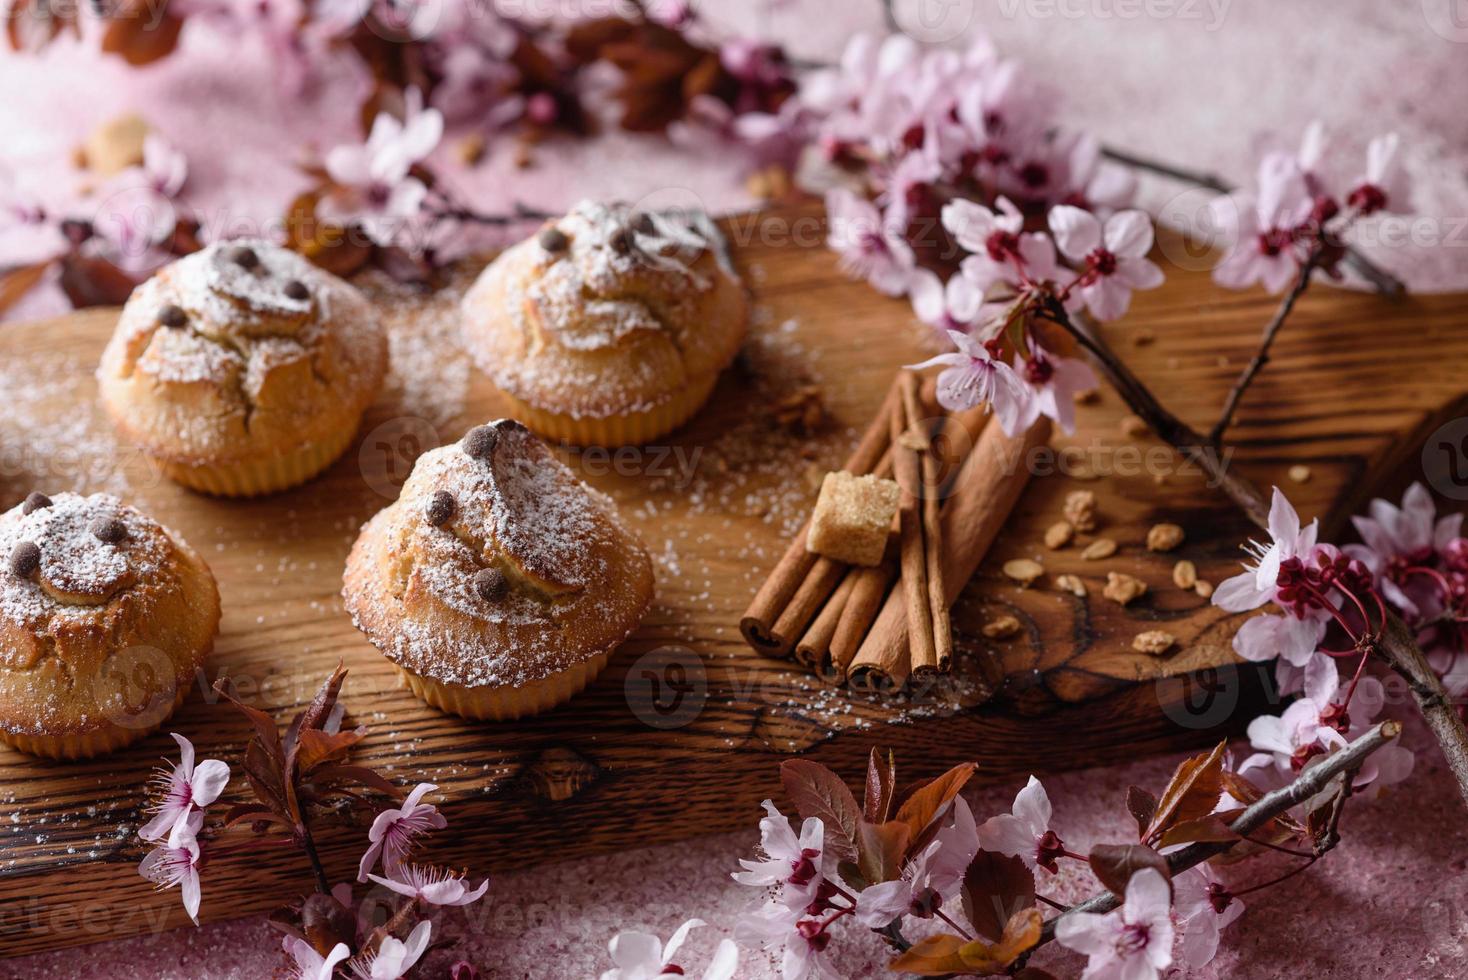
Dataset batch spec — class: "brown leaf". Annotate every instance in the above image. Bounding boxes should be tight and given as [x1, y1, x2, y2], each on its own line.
[895, 762, 976, 841]
[99, 0, 183, 67]
[298, 662, 349, 734]
[221, 802, 285, 829]
[1157, 814, 1239, 849]
[243, 737, 291, 824]
[292, 727, 365, 775]
[864, 748, 897, 824]
[961, 850, 1034, 943]
[780, 760, 860, 865]
[57, 253, 137, 308]
[0, 262, 51, 316]
[1126, 785, 1158, 838]
[891, 909, 1042, 976]
[856, 819, 910, 885]
[887, 934, 970, 976]
[283, 191, 372, 278]
[1088, 843, 1171, 898]
[1142, 741, 1226, 845]
[309, 765, 401, 798]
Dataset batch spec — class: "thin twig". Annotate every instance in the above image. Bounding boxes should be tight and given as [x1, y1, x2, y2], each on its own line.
[1038, 721, 1400, 943]
[296, 819, 331, 895]
[1209, 245, 1324, 444]
[1098, 145, 1404, 298]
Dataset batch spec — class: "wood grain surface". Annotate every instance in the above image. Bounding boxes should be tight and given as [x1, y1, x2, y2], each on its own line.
[0, 204, 1463, 955]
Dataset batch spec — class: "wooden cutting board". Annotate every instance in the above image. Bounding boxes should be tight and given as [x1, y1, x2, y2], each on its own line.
[1, 203, 1464, 956]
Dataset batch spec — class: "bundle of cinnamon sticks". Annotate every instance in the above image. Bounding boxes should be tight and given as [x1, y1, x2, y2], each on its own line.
[740, 371, 1052, 692]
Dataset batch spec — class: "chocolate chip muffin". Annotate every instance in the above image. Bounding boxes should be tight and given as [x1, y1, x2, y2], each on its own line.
[460, 202, 748, 446]
[98, 240, 388, 496]
[0, 492, 219, 759]
[342, 420, 654, 720]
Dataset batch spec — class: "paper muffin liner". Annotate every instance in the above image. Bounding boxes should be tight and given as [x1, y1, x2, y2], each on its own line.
[153, 420, 361, 497]
[0, 686, 188, 761]
[394, 650, 613, 722]
[496, 371, 721, 447]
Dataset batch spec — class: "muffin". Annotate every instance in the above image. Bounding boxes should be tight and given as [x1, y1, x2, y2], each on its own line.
[98, 239, 388, 496]
[460, 201, 748, 446]
[0, 491, 220, 759]
[342, 419, 654, 720]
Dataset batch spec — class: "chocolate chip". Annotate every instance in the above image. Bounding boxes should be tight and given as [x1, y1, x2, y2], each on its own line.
[226, 245, 259, 270]
[21, 492, 51, 515]
[283, 280, 309, 301]
[157, 304, 187, 329]
[89, 517, 127, 544]
[634, 212, 656, 235]
[462, 425, 498, 460]
[425, 490, 456, 527]
[472, 567, 508, 601]
[8, 541, 40, 578]
[538, 228, 569, 253]
[609, 228, 633, 255]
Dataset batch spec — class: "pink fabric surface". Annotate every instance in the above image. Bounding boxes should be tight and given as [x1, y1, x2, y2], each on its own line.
[5, 1, 1468, 977]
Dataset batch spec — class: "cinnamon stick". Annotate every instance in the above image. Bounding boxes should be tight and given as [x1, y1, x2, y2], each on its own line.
[894, 373, 937, 677]
[795, 570, 857, 667]
[848, 414, 1053, 691]
[819, 559, 897, 685]
[920, 422, 953, 675]
[739, 379, 901, 656]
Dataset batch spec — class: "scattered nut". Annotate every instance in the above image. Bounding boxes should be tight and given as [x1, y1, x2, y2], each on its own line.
[1146, 522, 1185, 552]
[1120, 415, 1149, 438]
[1133, 630, 1176, 655]
[1194, 580, 1215, 599]
[1063, 490, 1097, 532]
[773, 385, 826, 435]
[982, 615, 1022, 639]
[83, 113, 149, 176]
[1081, 538, 1118, 561]
[1133, 328, 1156, 347]
[1103, 572, 1147, 605]
[455, 132, 486, 166]
[1043, 521, 1074, 550]
[1002, 558, 1045, 587]
[1075, 388, 1101, 405]
[1172, 560, 1198, 590]
[1288, 464, 1312, 484]
[1055, 574, 1087, 597]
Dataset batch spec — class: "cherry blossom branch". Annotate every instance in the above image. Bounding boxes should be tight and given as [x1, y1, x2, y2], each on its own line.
[1035, 720, 1401, 948]
[1042, 299, 1468, 808]
[1209, 243, 1326, 444]
[1097, 145, 1404, 298]
[296, 818, 331, 895]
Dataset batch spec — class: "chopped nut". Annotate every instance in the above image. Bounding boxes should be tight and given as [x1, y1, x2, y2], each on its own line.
[982, 614, 1022, 639]
[1146, 522, 1185, 552]
[1081, 538, 1118, 561]
[897, 426, 930, 452]
[1063, 490, 1097, 532]
[1133, 630, 1176, 655]
[1075, 388, 1101, 405]
[1055, 574, 1088, 597]
[773, 385, 826, 435]
[1002, 558, 1045, 587]
[83, 113, 150, 176]
[1194, 580, 1215, 599]
[455, 133, 486, 166]
[1288, 464, 1312, 484]
[1103, 572, 1147, 605]
[1120, 414, 1149, 438]
[1043, 521, 1074, 550]
[1133, 328, 1156, 347]
[1172, 559, 1198, 590]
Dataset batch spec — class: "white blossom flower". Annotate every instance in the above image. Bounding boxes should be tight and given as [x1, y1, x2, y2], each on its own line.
[357, 782, 446, 881]
[139, 733, 231, 843]
[1055, 868, 1174, 980]
[601, 918, 738, 980]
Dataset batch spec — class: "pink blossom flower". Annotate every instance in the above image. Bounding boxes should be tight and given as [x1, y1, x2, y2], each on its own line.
[907, 329, 1033, 437]
[141, 135, 188, 200]
[825, 189, 914, 296]
[368, 863, 489, 907]
[1345, 481, 1461, 619]
[285, 936, 351, 980]
[1348, 133, 1409, 216]
[1054, 867, 1174, 980]
[1062, 134, 1138, 214]
[1230, 613, 1327, 668]
[855, 798, 978, 928]
[88, 182, 177, 277]
[1014, 344, 1099, 436]
[350, 919, 432, 980]
[1050, 206, 1164, 321]
[357, 782, 447, 882]
[139, 733, 231, 843]
[977, 776, 1064, 874]
[138, 811, 205, 924]
[1174, 865, 1242, 969]
[321, 89, 444, 246]
[431, 47, 522, 126]
[735, 903, 837, 980]
[908, 268, 986, 337]
[731, 800, 826, 909]
[943, 196, 1057, 290]
[601, 918, 739, 980]
[1210, 155, 1312, 293]
[0, 180, 67, 265]
[1212, 488, 1320, 612]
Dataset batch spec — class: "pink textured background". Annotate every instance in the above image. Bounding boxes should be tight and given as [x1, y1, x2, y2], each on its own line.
[5, 1, 1468, 976]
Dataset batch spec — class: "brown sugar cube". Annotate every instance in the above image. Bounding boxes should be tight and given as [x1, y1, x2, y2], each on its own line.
[806, 472, 900, 567]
